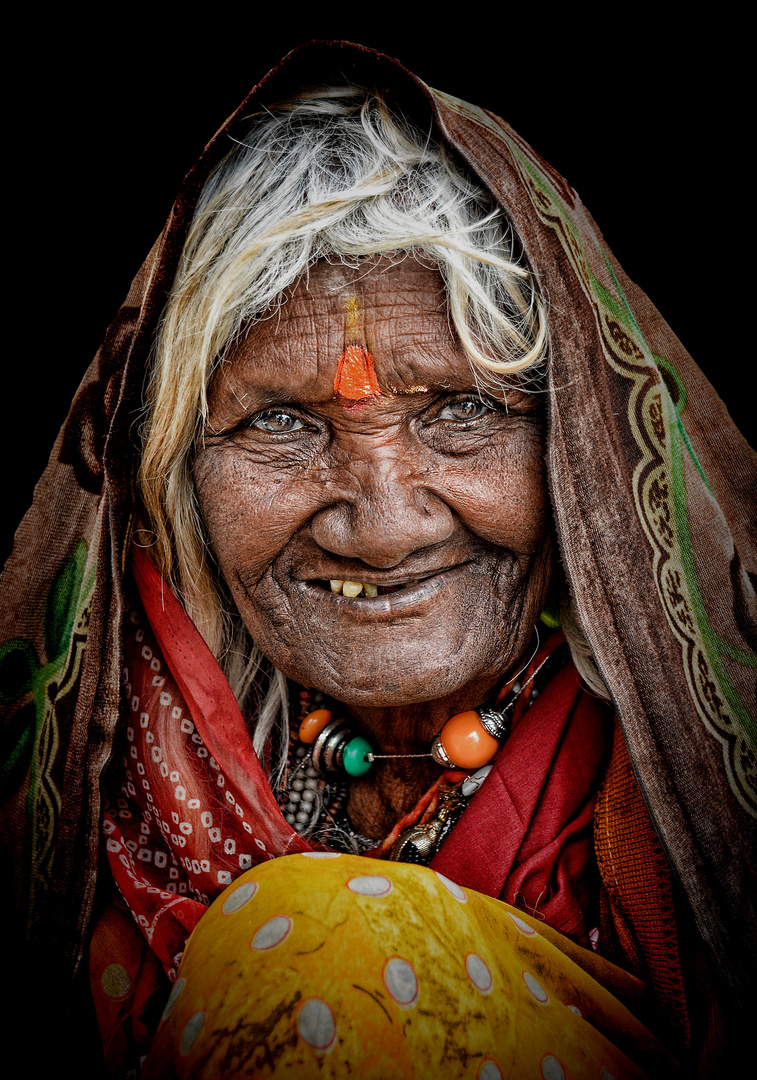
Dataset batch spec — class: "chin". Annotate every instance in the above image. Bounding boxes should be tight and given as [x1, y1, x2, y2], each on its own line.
[270, 644, 502, 712]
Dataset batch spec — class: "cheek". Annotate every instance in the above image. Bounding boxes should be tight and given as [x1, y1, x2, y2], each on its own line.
[445, 436, 549, 553]
[194, 451, 306, 584]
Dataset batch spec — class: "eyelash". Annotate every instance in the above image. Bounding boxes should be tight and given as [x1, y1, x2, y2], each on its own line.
[247, 395, 498, 435]
[436, 396, 496, 423]
[249, 409, 309, 434]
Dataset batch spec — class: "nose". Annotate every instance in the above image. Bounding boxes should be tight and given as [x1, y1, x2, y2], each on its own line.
[310, 456, 454, 568]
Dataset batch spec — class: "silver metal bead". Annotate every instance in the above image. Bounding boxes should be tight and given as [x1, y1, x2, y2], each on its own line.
[477, 707, 509, 741]
[431, 735, 455, 768]
[295, 809, 310, 823]
[311, 721, 352, 773]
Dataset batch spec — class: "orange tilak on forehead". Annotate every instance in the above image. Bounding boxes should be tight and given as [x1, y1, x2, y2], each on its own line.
[334, 344, 381, 403]
[333, 294, 382, 406]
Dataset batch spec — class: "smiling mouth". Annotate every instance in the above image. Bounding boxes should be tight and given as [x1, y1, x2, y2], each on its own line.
[325, 578, 426, 598]
[310, 569, 452, 600]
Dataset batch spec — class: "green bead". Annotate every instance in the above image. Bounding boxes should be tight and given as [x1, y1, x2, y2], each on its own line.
[342, 736, 373, 777]
[539, 602, 560, 629]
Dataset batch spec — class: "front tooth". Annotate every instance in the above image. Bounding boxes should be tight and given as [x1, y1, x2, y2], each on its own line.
[342, 581, 363, 598]
[364, 583, 377, 597]
[330, 580, 344, 594]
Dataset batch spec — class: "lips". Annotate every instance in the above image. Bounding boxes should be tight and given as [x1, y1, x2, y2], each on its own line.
[295, 565, 469, 613]
[327, 576, 433, 598]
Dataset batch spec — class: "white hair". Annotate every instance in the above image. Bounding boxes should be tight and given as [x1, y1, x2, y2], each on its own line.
[139, 85, 604, 780]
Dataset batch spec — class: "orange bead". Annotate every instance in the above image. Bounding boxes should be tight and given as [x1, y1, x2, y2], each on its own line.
[298, 709, 333, 744]
[438, 710, 499, 769]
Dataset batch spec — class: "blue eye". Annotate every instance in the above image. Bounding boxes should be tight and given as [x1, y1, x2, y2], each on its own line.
[251, 410, 305, 433]
[438, 398, 492, 422]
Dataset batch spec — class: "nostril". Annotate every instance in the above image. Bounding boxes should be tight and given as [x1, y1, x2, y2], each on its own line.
[311, 489, 454, 567]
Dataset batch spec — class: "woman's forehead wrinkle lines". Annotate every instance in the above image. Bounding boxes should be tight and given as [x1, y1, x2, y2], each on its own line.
[215, 258, 480, 416]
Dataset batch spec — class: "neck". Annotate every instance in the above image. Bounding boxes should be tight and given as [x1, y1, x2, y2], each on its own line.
[345, 677, 500, 752]
[338, 681, 499, 839]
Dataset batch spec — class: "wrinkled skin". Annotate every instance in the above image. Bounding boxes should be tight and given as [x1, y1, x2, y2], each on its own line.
[194, 256, 555, 834]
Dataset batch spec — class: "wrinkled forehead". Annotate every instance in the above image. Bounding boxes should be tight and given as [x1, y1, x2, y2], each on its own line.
[219, 256, 474, 401]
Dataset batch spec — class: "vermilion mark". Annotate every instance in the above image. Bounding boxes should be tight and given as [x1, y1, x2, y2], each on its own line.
[333, 344, 381, 404]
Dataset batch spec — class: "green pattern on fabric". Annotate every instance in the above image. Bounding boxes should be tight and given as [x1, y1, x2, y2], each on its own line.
[665, 389, 757, 741]
[44, 539, 90, 662]
[502, 132, 756, 815]
[605, 259, 713, 496]
[4, 539, 99, 914]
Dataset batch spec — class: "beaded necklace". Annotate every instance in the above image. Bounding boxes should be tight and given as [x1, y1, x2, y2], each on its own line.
[277, 639, 567, 863]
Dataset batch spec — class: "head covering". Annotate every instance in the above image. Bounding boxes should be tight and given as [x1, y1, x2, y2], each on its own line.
[1, 40, 754, 1016]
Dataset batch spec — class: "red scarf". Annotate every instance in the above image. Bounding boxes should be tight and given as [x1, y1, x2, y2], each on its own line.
[431, 657, 609, 943]
[93, 546, 609, 1057]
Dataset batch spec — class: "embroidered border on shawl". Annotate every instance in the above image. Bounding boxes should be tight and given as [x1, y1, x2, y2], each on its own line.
[435, 96, 757, 818]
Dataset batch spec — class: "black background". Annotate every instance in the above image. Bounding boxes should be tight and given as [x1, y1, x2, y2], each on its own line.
[4, 17, 750, 566]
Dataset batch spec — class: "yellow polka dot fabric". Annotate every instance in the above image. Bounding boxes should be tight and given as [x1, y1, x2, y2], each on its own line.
[143, 854, 670, 1079]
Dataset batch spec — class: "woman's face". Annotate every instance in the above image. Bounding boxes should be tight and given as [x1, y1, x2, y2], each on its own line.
[194, 256, 554, 710]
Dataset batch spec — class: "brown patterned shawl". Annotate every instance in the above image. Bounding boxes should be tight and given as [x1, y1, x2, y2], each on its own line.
[2, 39, 755, 1038]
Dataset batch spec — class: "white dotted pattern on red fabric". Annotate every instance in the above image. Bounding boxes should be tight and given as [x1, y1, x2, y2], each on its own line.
[104, 600, 303, 974]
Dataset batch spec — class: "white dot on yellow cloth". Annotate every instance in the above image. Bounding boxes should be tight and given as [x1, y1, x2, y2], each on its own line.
[222, 879, 258, 913]
[541, 1055, 566, 1080]
[524, 970, 549, 1003]
[508, 911, 537, 935]
[383, 957, 419, 1006]
[251, 915, 292, 950]
[465, 953, 493, 993]
[296, 998, 336, 1051]
[144, 855, 653, 1080]
[161, 976, 186, 1021]
[347, 874, 393, 896]
[478, 1061, 504, 1080]
[435, 871, 467, 901]
[180, 1011, 204, 1056]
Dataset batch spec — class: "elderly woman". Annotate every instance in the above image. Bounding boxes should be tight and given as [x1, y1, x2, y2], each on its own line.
[1, 41, 754, 1078]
